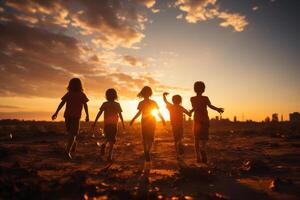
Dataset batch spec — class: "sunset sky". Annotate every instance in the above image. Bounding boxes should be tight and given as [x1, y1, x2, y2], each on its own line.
[0, 0, 299, 121]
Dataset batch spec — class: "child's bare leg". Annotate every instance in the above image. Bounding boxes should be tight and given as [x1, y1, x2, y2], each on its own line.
[71, 140, 78, 154]
[178, 139, 184, 155]
[194, 139, 201, 162]
[144, 140, 151, 161]
[66, 135, 76, 158]
[200, 140, 207, 163]
[107, 142, 114, 161]
[100, 140, 107, 156]
[174, 141, 178, 155]
[148, 140, 153, 153]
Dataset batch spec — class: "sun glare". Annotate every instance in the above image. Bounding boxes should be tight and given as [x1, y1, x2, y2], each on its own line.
[151, 109, 159, 118]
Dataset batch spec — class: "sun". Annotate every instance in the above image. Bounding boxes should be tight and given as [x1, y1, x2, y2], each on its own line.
[151, 107, 170, 121]
[151, 109, 159, 118]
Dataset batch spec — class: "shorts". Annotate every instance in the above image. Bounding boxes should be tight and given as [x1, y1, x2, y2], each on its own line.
[194, 122, 209, 141]
[65, 117, 80, 136]
[141, 118, 156, 143]
[172, 126, 183, 142]
[104, 124, 118, 143]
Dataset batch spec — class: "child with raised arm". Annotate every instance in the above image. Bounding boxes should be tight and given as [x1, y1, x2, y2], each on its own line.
[130, 86, 166, 162]
[93, 88, 124, 161]
[163, 92, 191, 157]
[191, 81, 224, 163]
[52, 78, 89, 159]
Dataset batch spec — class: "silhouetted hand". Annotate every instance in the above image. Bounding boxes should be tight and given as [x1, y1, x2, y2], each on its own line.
[52, 113, 57, 120]
[163, 92, 169, 96]
[217, 108, 224, 113]
[85, 116, 89, 122]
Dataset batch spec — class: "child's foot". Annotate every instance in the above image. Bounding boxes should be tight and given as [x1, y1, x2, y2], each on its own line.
[107, 154, 113, 162]
[65, 151, 72, 160]
[178, 145, 184, 155]
[100, 144, 106, 156]
[145, 152, 151, 162]
[201, 151, 207, 163]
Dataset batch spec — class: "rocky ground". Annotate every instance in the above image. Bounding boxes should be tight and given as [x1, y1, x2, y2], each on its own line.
[0, 121, 300, 199]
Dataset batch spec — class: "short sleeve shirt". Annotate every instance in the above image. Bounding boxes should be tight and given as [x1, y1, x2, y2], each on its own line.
[100, 101, 122, 124]
[137, 99, 159, 120]
[190, 95, 210, 124]
[62, 91, 89, 118]
[166, 103, 185, 127]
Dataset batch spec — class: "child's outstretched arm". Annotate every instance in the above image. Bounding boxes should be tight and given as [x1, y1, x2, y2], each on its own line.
[92, 110, 103, 130]
[119, 112, 125, 128]
[163, 92, 171, 105]
[84, 103, 89, 122]
[208, 103, 224, 113]
[52, 100, 66, 120]
[158, 111, 166, 126]
[130, 110, 141, 126]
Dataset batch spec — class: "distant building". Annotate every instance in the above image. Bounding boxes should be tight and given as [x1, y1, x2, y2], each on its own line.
[234, 116, 237, 122]
[272, 113, 279, 122]
[289, 112, 300, 122]
[265, 116, 270, 123]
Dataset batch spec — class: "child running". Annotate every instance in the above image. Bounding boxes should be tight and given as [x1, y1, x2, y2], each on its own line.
[130, 86, 166, 162]
[190, 81, 224, 163]
[163, 92, 191, 157]
[93, 88, 124, 161]
[52, 78, 89, 159]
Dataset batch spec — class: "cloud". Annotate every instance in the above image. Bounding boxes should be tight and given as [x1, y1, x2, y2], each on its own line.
[123, 55, 148, 68]
[151, 8, 160, 13]
[135, 0, 156, 8]
[218, 12, 248, 32]
[252, 6, 259, 11]
[175, 0, 248, 32]
[0, 21, 173, 99]
[2, 0, 150, 49]
[176, 14, 184, 19]
[0, 105, 21, 109]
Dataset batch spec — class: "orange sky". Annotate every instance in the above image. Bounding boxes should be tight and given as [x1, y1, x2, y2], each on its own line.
[0, 0, 299, 122]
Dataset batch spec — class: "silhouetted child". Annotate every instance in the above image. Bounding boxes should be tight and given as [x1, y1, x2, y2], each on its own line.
[163, 92, 191, 157]
[52, 78, 89, 159]
[190, 81, 224, 163]
[93, 88, 124, 161]
[130, 86, 166, 162]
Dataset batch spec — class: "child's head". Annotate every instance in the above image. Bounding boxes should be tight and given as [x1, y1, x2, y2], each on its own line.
[106, 88, 118, 101]
[194, 81, 205, 94]
[137, 86, 152, 98]
[67, 78, 83, 92]
[172, 95, 182, 105]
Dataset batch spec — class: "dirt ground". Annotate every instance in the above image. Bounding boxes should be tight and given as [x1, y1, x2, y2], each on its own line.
[0, 121, 300, 199]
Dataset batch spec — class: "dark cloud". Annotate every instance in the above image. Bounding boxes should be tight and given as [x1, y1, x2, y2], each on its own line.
[0, 0, 187, 100]
[2, 0, 148, 49]
[0, 21, 173, 99]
